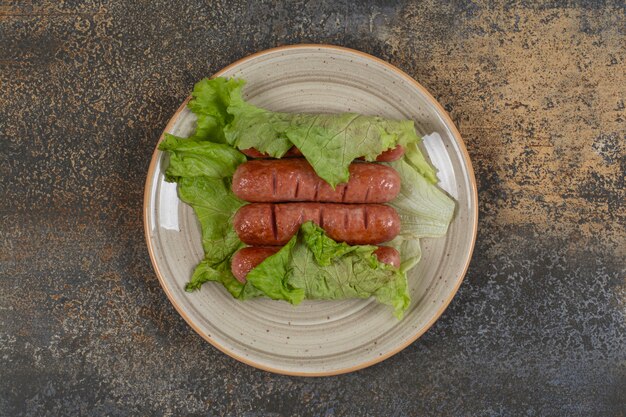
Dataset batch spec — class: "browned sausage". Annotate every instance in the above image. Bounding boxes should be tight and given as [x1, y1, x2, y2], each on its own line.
[232, 159, 400, 203]
[233, 203, 400, 246]
[232, 246, 400, 283]
[373, 246, 401, 269]
[240, 145, 405, 162]
[231, 246, 279, 283]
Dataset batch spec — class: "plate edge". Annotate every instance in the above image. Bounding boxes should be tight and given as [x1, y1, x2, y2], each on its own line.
[142, 44, 479, 377]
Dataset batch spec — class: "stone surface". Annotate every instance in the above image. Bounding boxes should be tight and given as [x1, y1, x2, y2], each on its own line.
[1, 1, 624, 416]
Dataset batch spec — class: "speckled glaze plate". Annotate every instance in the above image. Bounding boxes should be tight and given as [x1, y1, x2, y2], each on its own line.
[144, 45, 477, 376]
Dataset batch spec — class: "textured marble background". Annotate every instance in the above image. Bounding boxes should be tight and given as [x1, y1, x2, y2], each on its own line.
[1, 1, 624, 416]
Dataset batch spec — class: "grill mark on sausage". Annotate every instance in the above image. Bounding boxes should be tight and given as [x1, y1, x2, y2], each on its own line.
[319, 206, 324, 228]
[294, 175, 300, 199]
[270, 204, 278, 241]
[363, 206, 369, 229]
[364, 187, 370, 203]
[343, 209, 349, 229]
[341, 184, 348, 202]
[271, 169, 278, 198]
[313, 181, 320, 201]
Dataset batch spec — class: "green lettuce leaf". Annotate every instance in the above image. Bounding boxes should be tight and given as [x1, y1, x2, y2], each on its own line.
[387, 158, 455, 239]
[403, 142, 438, 184]
[176, 176, 248, 294]
[382, 142, 455, 272]
[187, 257, 263, 299]
[241, 237, 305, 304]
[188, 77, 422, 187]
[158, 133, 252, 294]
[159, 134, 247, 181]
[187, 77, 243, 143]
[247, 222, 410, 318]
[158, 134, 247, 259]
[176, 177, 244, 258]
[225, 90, 294, 157]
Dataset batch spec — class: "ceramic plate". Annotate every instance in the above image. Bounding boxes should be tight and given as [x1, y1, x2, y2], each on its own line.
[144, 45, 477, 375]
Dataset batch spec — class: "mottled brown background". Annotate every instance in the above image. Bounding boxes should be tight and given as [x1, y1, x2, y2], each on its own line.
[1, 1, 624, 416]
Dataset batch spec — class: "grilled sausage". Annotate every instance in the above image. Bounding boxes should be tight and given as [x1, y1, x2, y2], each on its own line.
[240, 145, 404, 162]
[233, 203, 400, 246]
[232, 246, 401, 283]
[232, 159, 400, 203]
[231, 246, 279, 283]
